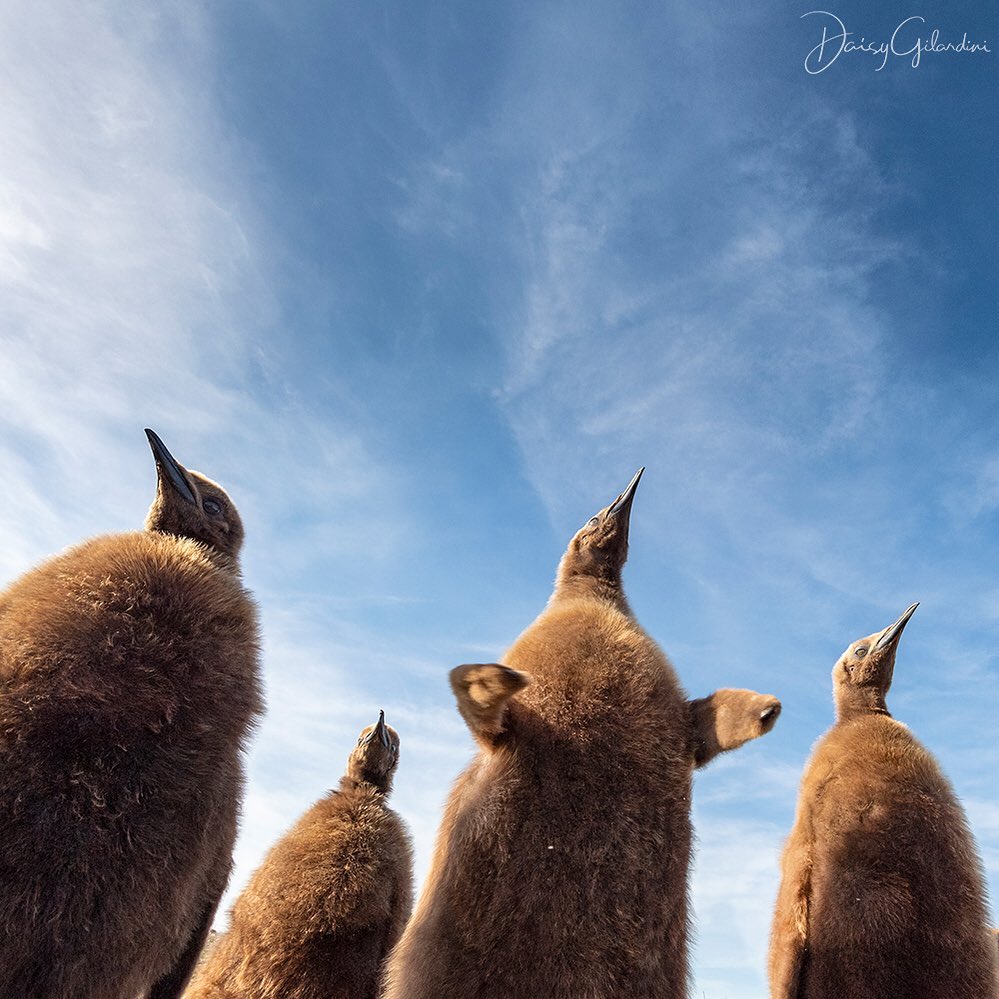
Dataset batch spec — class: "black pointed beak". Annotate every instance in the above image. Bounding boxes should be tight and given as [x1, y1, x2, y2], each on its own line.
[145, 429, 197, 506]
[606, 467, 645, 531]
[374, 709, 390, 749]
[875, 602, 919, 653]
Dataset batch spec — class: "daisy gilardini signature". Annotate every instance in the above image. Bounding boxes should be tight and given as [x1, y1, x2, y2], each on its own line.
[802, 11, 990, 74]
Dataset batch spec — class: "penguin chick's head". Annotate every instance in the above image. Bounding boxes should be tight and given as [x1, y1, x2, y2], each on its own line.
[555, 468, 644, 595]
[143, 428, 245, 560]
[346, 710, 400, 793]
[832, 602, 919, 719]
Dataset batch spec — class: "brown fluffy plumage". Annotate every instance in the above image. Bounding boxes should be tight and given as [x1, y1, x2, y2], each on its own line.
[0, 430, 262, 999]
[769, 604, 995, 999]
[382, 469, 781, 999]
[185, 713, 413, 999]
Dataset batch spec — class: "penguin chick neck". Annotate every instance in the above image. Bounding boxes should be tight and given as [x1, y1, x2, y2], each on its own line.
[550, 468, 644, 613]
[143, 429, 245, 563]
[342, 713, 400, 795]
[832, 603, 918, 723]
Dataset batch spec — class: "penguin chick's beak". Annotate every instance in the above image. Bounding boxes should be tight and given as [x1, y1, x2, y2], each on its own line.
[374, 709, 391, 749]
[145, 429, 197, 506]
[606, 467, 645, 526]
[361, 709, 391, 750]
[874, 602, 919, 653]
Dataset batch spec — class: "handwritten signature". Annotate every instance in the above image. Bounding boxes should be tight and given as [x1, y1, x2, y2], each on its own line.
[802, 11, 990, 74]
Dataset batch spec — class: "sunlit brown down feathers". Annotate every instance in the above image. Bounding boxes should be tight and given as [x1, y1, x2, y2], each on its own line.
[769, 605, 995, 999]
[383, 469, 780, 999]
[0, 432, 262, 999]
[185, 715, 413, 999]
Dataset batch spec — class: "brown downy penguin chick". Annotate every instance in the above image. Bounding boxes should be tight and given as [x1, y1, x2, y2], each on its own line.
[0, 429, 262, 999]
[769, 604, 996, 999]
[185, 712, 413, 999]
[382, 469, 781, 999]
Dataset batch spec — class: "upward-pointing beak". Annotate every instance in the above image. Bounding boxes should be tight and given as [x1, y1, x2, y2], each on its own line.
[374, 709, 391, 749]
[875, 602, 919, 653]
[606, 467, 645, 535]
[145, 428, 197, 506]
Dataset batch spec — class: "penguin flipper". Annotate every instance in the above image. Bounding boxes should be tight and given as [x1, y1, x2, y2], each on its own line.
[688, 688, 781, 768]
[147, 896, 219, 999]
[450, 663, 530, 747]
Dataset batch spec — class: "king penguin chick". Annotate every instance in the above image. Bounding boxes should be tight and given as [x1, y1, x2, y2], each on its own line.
[0, 429, 263, 999]
[769, 604, 995, 999]
[382, 469, 782, 999]
[185, 712, 413, 999]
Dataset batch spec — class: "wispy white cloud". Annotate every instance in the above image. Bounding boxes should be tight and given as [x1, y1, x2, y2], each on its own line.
[690, 814, 784, 999]
[0, 1, 265, 544]
[689, 749, 801, 996]
[0, 0, 406, 569]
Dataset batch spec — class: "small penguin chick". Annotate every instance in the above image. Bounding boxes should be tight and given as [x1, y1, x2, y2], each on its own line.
[832, 602, 918, 720]
[769, 602, 995, 999]
[552, 467, 644, 606]
[689, 688, 782, 767]
[144, 428, 244, 560]
[184, 712, 412, 999]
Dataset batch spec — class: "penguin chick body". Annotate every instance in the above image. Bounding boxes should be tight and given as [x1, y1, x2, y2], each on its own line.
[0, 430, 262, 999]
[383, 469, 781, 999]
[769, 605, 995, 999]
[185, 713, 413, 999]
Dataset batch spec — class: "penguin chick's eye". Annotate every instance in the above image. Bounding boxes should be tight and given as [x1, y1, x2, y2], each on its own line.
[854, 647, 868, 658]
[203, 498, 222, 516]
[587, 516, 600, 527]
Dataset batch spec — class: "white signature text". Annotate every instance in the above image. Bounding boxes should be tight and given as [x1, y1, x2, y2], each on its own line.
[802, 11, 990, 74]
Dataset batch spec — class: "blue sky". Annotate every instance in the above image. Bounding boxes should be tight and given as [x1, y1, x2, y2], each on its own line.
[1, 1, 996, 995]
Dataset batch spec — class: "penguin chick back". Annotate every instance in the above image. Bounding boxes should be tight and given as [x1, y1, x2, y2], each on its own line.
[385, 596, 694, 999]
[1, 532, 260, 737]
[185, 721, 413, 999]
[772, 715, 995, 999]
[0, 529, 262, 999]
[385, 468, 780, 999]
